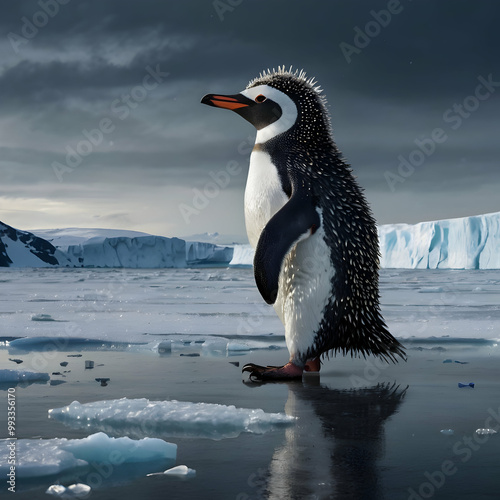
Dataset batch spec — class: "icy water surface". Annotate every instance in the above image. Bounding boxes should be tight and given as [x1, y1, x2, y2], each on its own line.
[1, 268, 500, 499]
[0, 267, 499, 343]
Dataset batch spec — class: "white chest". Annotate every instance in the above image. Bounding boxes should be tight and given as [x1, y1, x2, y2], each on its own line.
[244, 150, 289, 248]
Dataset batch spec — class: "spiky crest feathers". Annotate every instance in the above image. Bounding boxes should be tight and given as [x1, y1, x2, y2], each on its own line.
[247, 65, 323, 95]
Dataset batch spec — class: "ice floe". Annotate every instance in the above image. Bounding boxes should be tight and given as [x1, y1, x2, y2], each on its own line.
[49, 398, 296, 440]
[0, 432, 176, 478]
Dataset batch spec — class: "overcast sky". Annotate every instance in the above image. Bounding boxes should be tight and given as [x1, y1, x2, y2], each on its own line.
[0, 0, 498, 240]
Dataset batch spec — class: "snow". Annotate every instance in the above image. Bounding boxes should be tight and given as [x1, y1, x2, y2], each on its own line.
[379, 211, 500, 269]
[0, 432, 176, 478]
[0, 222, 72, 268]
[48, 398, 296, 440]
[0, 369, 50, 383]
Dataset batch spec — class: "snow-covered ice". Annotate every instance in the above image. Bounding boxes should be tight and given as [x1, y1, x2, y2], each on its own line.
[49, 398, 296, 440]
[0, 432, 176, 478]
[0, 368, 49, 383]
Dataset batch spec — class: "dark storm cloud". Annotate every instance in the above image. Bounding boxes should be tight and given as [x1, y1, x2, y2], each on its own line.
[0, 0, 499, 234]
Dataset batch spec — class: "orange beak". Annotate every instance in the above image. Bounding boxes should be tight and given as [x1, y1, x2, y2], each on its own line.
[201, 93, 253, 110]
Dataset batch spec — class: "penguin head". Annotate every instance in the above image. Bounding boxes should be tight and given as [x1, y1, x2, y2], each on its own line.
[201, 66, 331, 146]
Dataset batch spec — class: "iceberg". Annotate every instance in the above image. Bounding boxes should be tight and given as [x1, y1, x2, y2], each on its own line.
[185, 241, 233, 266]
[65, 235, 187, 268]
[379, 211, 500, 269]
[49, 398, 296, 440]
[231, 212, 500, 269]
[229, 244, 254, 267]
[0, 432, 176, 478]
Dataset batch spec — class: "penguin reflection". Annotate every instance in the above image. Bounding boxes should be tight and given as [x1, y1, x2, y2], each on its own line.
[265, 381, 407, 500]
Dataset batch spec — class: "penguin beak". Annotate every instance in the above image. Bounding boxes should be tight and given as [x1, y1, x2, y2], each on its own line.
[201, 93, 254, 111]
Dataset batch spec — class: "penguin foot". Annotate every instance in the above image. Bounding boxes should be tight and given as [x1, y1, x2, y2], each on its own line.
[242, 362, 303, 381]
[304, 357, 321, 372]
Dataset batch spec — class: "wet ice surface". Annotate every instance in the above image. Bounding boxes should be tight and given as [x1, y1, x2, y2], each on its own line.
[1, 268, 500, 499]
[0, 267, 499, 346]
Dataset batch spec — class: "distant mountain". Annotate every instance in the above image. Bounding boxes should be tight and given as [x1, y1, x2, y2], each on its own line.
[0, 222, 72, 267]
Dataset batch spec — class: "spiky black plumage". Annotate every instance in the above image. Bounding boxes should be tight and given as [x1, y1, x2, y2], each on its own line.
[248, 67, 406, 363]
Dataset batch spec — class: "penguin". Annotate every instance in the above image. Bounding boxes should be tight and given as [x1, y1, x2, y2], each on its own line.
[201, 66, 406, 380]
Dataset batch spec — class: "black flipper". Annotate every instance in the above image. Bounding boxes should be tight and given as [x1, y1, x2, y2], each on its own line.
[254, 174, 320, 305]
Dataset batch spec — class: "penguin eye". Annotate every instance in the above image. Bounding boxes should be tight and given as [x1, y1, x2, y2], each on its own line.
[255, 94, 267, 103]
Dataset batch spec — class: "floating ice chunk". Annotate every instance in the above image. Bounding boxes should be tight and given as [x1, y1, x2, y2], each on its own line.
[46, 483, 91, 497]
[0, 432, 176, 479]
[227, 342, 252, 352]
[60, 432, 176, 464]
[0, 369, 50, 383]
[440, 429, 454, 435]
[475, 428, 498, 435]
[31, 313, 56, 321]
[147, 465, 196, 478]
[419, 287, 444, 293]
[164, 465, 196, 477]
[158, 341, 172, 354]
[46, 485, 66, 496]
[49, 398, 296, 440]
